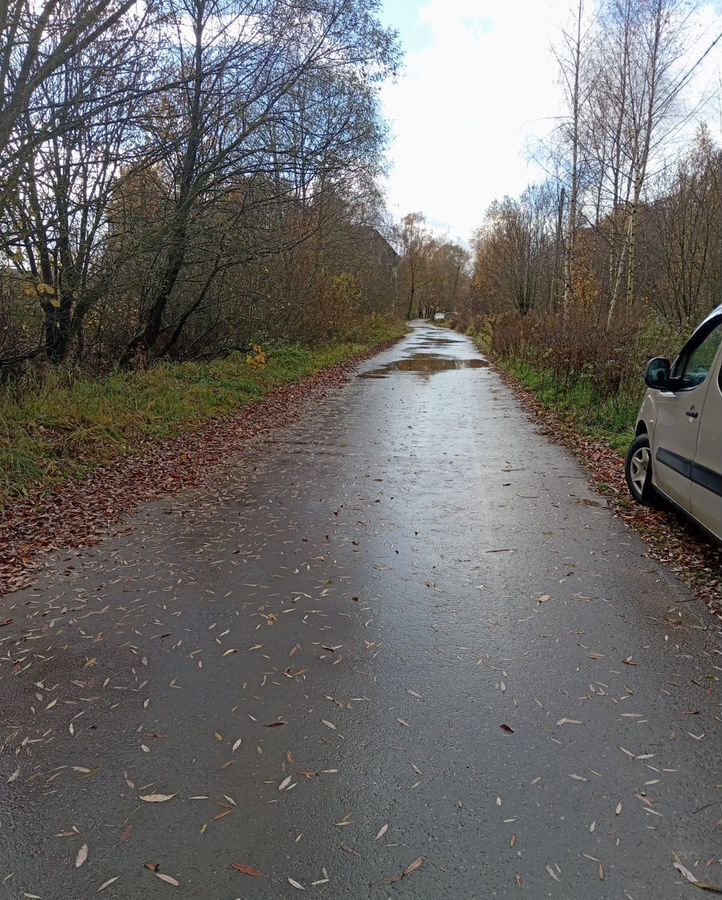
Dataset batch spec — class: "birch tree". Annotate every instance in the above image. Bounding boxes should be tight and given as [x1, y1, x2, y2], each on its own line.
[555, 0, 587, 315]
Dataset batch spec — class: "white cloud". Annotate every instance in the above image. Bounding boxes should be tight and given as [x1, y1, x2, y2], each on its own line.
[380, 0, 722, 243]
[380, 0, 569, 242]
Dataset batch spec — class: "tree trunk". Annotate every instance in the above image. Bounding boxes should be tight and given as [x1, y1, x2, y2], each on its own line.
[625, 182, 641, 311]
[552, 187, 565, 310]
[123, 3, 203, 367]
[44, 298, 74, 364]
[563, 0, 583, 319]
[406, 270, 415, 320]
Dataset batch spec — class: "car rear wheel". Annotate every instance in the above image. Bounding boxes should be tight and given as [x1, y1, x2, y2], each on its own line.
[625, 434, 657, 505]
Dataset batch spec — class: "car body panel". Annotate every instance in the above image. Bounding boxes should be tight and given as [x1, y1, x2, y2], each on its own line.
[652, 383, 707, 508]
[691, 348, 722, 539]
[634, 305, 722, 542]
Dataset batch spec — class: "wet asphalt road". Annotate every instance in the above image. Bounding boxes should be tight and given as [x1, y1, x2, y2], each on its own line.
[1, 323, 721, 899]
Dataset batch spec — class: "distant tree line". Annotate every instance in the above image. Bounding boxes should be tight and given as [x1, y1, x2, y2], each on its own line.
[0, 0, 401, 373]
[460, 0, 722, 336]
[395, 212, 471, 319]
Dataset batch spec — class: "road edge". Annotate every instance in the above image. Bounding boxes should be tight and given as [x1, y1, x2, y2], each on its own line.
[472, 336, 722, 621]
[0, 334, 405, 597]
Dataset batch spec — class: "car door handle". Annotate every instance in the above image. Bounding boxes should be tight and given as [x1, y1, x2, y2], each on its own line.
[686, 409, 699, 419]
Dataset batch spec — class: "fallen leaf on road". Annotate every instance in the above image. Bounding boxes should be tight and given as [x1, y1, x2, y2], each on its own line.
[378, 857, 425, 885]
[500, 724, 514, 733]
[155, 873, 180, 886]
[288, 877, 305, 890]
[672, 853, 722, 893]
[404, 858, 424, 876]
[140, 793, 175, 803]
[75, 844, 89, 868]
[97, 876, 120, 892]
[311, 868, 330, 886]
[231, 864, 263, 878]
[375, 824, 388, 840]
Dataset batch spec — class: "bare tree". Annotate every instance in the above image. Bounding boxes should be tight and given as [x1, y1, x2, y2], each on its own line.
[605, 0, 722, 321]
[643, 125, 721, 325]
[0, 0, 148, 363]
[396, 212, 431, 320]
[555, 0, 587, 315]
[0, 0, 149, 215]
[122, 0, 398, 364]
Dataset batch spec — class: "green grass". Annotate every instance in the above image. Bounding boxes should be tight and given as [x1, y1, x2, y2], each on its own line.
[0, 318, 405, 509]
[500, 357, 640, 452]
[468, 333, 641, 454]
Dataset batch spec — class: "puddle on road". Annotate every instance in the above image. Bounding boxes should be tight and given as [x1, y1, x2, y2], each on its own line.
[414, 342, 467, 352]
[359, 354, 489, 378]
[416, 338, 460, 347]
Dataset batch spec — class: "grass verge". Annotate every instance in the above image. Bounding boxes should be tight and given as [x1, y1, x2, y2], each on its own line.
[467, 334, 640, 454]
[0, 318, 405, 510]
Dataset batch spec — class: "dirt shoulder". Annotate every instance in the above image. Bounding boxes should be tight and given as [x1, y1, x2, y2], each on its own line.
[0, 338, 401, 595]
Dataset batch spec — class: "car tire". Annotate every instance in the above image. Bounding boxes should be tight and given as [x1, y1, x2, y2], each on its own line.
[625, 434, 657, 505]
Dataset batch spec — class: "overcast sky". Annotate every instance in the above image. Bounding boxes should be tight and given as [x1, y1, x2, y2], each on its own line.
[379, 0, 722, 244]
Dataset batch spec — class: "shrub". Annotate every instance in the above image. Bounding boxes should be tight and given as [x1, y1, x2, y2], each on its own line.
[468, 307, 690, 451]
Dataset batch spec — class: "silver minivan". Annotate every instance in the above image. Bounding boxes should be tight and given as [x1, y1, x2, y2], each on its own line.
[625, 304, 722, 541]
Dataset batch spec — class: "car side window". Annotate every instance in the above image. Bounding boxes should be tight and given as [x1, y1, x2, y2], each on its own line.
[677, 320, 722, 389]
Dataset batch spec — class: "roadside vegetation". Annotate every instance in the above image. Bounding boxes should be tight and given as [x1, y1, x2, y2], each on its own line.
[437, 0, 722, 457]
[0, 0, 411, 511]
[1, 0, 402, 375]
[0, 318, 404, 510]
[462, 310, 687, 453]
